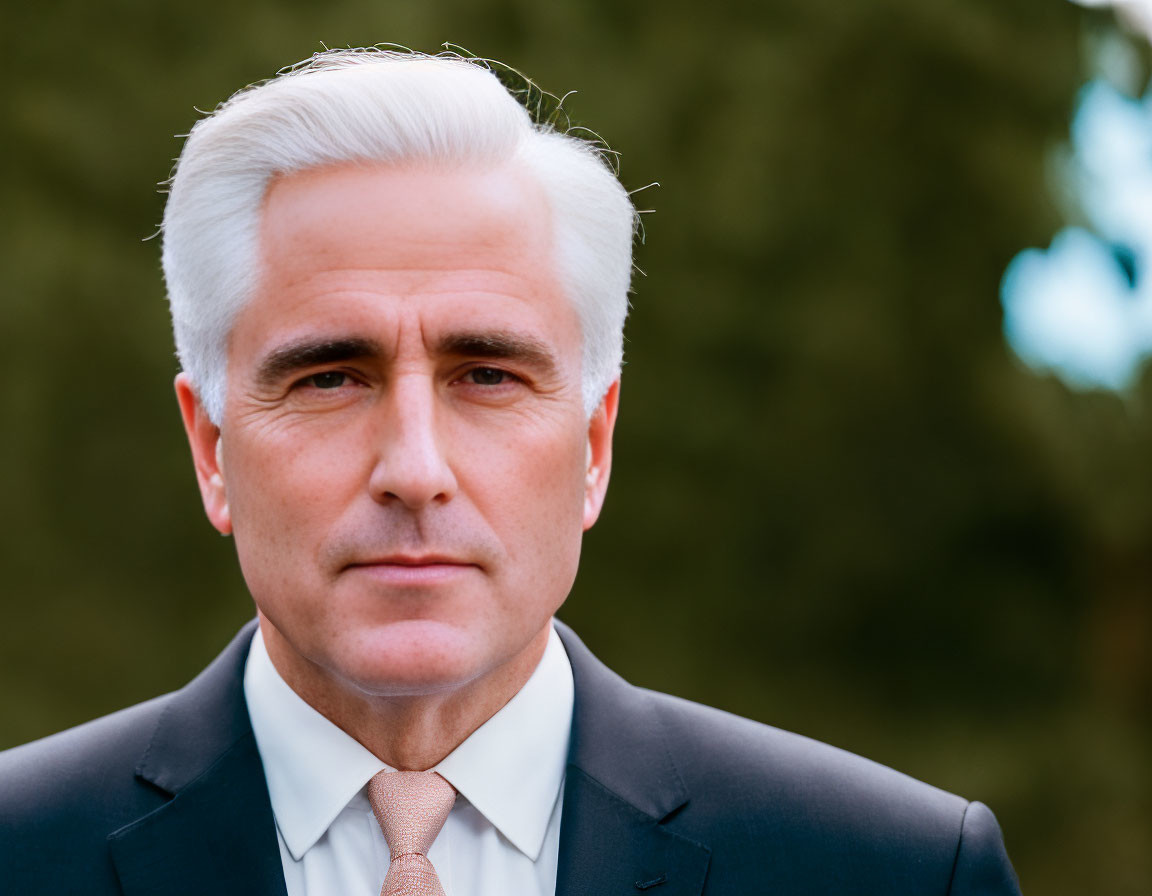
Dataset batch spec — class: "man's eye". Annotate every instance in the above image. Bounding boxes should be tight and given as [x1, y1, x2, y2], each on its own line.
[303, 371, 348, 389]
[467, 367, 511, 386]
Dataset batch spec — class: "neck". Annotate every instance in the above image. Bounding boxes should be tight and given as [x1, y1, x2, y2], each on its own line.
[257, 617, 550, 770]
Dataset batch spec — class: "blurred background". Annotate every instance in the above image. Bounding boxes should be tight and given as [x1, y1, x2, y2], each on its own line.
[3, 0, 1150, 891]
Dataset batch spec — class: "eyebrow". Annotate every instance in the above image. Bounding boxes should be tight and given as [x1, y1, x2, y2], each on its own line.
[255, 337, 383, 387]
[436, 331, 560, 376]
[253, 330, 561, 387]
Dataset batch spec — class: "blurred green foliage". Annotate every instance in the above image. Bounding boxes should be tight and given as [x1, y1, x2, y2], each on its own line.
[3, 0, 1150, 892]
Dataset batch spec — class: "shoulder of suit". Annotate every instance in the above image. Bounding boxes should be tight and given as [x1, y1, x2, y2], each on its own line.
[0, 694, 188, 893]
[639, 686, 969, 834]
[0, 691, 174, 822]
[614, 687, 1020, 894]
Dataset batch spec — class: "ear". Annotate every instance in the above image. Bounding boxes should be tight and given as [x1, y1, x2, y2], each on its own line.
[175, 372, 232, 535]
[582, 379, 620, 531]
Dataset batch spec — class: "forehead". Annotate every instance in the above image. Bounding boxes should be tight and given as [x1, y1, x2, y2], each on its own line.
[236, 162, 574, 363]
[261, 161, 554, 273]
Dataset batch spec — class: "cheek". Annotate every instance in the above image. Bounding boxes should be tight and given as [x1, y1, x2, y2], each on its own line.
[463, 421, 588, 577]
[223, 425, 369, 584]
[228, 413, 371, 508]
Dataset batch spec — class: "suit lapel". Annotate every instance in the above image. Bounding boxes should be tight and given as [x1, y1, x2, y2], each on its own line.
[108, 622, 287, 896]
[555, 623, 711, 896]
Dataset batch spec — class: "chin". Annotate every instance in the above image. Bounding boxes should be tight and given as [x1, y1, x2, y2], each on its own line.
[340, 619, 491, 698]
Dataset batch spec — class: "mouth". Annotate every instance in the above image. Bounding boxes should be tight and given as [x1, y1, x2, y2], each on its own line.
[348, 554, 475, 567]
[343, 555, 479, 585]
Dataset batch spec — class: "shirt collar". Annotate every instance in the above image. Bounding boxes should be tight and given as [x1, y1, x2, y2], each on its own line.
[435, 623, 573, 860]
[243, 623, 573, 863]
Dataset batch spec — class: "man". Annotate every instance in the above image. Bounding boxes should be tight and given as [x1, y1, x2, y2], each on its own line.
[0, 50, 1022, 895]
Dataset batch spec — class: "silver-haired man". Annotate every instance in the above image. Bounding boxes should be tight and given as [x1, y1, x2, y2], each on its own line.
[0, 50, 1022, 896]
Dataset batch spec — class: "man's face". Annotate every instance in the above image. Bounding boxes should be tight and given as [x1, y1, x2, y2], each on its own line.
[177, 163, 617, 701]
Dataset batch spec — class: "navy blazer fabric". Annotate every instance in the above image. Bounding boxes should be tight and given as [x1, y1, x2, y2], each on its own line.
[0, 621, 1022, 895]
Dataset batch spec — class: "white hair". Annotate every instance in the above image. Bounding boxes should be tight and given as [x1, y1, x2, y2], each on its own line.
[161, 49, 636, 421]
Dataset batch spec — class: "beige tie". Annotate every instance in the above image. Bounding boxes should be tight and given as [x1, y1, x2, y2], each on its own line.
[368, 770, 457, 896]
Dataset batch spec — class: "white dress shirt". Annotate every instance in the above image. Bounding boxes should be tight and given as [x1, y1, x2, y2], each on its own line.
[243, 624, 574, 896]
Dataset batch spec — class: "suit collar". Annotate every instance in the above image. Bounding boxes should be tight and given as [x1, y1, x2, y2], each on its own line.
[133, 621, 259, 794]
[110, 620, 287, 896]
[554, 621, 711, 896]
[555, 620, 688, 820]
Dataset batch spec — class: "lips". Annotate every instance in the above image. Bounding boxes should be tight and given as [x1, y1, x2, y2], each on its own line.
[346, 554, 474, 569]
[343, 555, 478, 585]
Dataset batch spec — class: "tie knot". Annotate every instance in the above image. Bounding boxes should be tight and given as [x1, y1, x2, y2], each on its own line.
[367, 771, 456, 858]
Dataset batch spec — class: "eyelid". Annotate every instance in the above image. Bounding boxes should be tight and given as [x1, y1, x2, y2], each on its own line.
[457, 363, 525, 383]
[291, 367, 366, 389]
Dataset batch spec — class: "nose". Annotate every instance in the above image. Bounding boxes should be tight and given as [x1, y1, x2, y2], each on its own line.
[368, 374, 458, 509]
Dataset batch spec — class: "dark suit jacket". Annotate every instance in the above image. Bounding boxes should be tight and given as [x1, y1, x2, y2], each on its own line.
[0, 621, 1021, 895]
